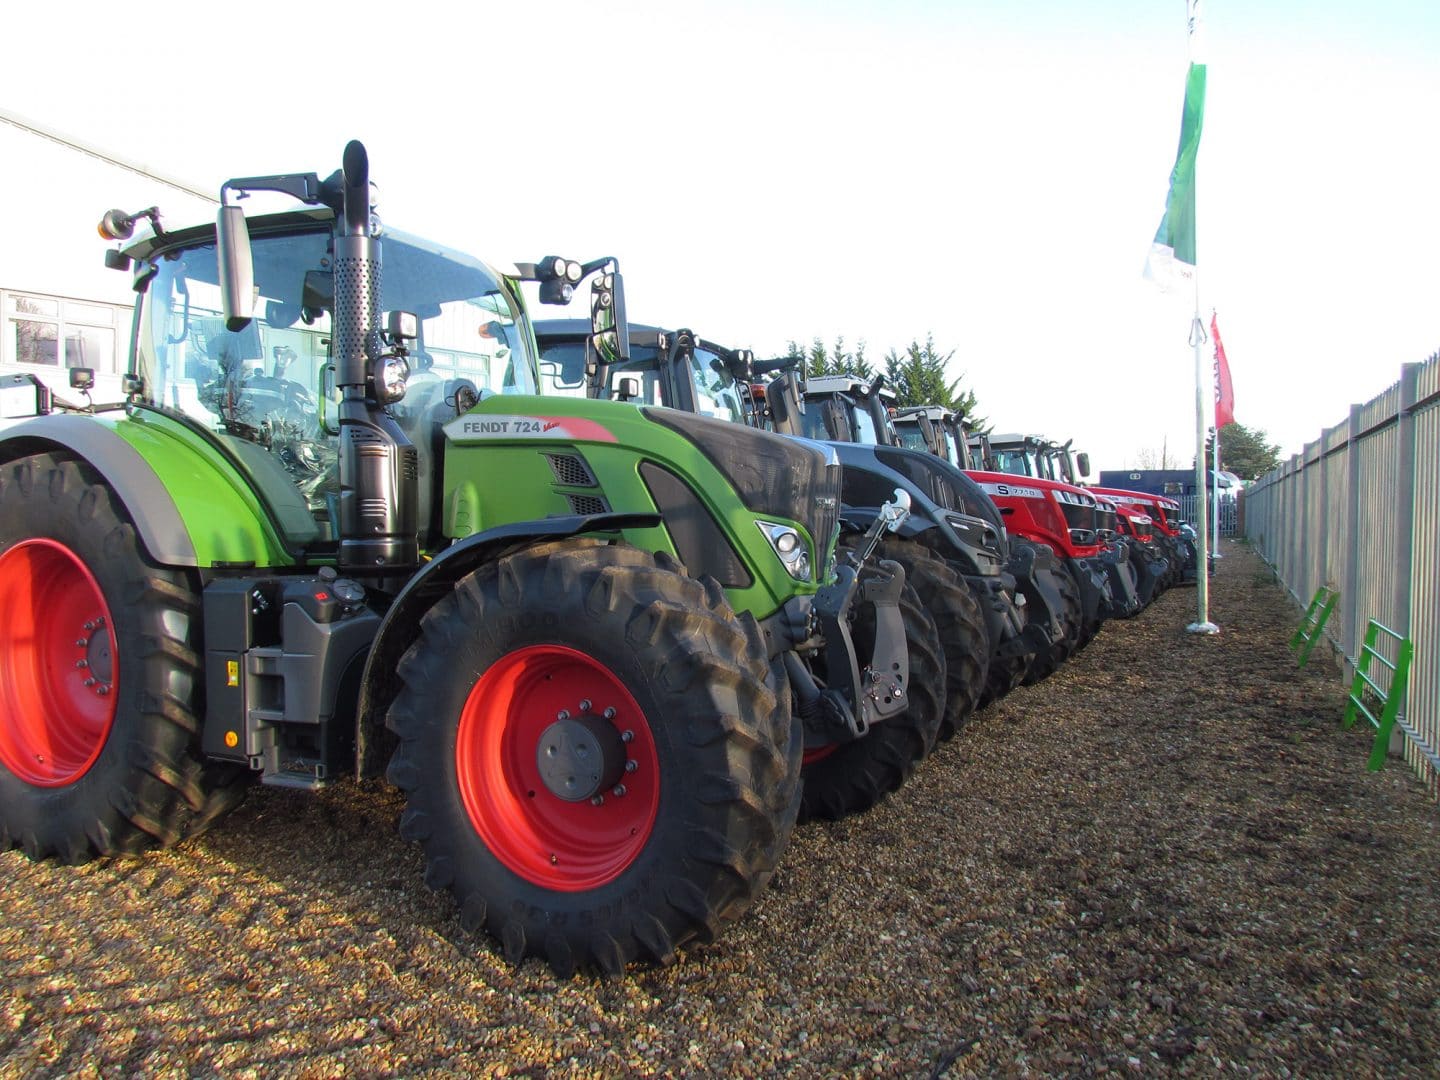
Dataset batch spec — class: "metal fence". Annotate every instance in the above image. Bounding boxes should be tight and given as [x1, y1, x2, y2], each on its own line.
[1245, 352, 1440, 795]
[1176, 493, 1241, 536]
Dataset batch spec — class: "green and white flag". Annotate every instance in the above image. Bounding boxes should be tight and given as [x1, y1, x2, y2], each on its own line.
[1145, 0, 1207, 292]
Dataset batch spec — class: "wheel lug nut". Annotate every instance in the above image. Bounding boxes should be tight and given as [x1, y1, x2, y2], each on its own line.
[83, 678, 96, 687]
[603, 707, 617, 720]
[590, 795, 604, 807]
[621, 730, 633, 743]
[556, 709, 570, 722]
[75, 659, 88, 669]
[96, 685, 110, 696]
[75, 638, 88, 647]
[579, 699, 592, 712]
[625, 760, 637, 773]
[611, 784, 627, 798]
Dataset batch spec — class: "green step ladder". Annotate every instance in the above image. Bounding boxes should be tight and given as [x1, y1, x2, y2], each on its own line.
[1290, 586, 1338, 667]
[1343, 620, 1414, 771]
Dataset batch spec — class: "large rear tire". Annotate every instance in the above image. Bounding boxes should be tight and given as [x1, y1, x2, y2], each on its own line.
[798, 539, 945, 822]
[0, 452, 245, 863]
[385, 540, 800, 975]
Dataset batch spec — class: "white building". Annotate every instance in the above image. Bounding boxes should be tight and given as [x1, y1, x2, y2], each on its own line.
[0, 109, 216, 411]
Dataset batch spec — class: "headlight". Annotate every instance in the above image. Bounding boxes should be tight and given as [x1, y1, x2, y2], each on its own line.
[757, 520, 812, 582]
[371, 353, 409, 404]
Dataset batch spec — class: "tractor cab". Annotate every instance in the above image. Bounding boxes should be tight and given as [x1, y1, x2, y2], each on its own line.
[110, 214, 544, 555]
[893, 405, 973, 469]
[534, 319, 753, 425]
[986, 433, 1047, 479]
[794, 374, 899, 447]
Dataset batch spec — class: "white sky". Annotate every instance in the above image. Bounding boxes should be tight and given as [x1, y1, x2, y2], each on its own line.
[3, 0, 1437, 476]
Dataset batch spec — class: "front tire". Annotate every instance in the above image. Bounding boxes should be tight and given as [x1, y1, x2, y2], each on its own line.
[0, 452, 245, 863]
[385, 540, 800, 975]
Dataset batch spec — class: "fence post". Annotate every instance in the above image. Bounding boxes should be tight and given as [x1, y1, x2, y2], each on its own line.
[1390, 363, 1421, 758]
[1343, 403, 1363, 678]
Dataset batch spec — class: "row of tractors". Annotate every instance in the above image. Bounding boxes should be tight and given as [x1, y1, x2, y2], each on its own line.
[0, 143, 1195, 976]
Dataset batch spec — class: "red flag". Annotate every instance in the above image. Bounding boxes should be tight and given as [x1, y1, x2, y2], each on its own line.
[1211, 312, 1235, 428]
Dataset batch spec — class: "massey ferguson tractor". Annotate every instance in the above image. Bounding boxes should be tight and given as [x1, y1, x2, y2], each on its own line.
[1090, 486, 1197, 586]
[0, 142, 926, 976]
[974, 430, 1140, 638]
[1027, 434, 1192, 596]
[533, 320, 954, 820]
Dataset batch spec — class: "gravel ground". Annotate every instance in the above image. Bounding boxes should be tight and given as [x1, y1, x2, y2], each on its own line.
[2, 539, 1437, 1078]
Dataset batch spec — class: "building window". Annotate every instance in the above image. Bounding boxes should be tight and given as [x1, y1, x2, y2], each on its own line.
[3, 291, 126, 373]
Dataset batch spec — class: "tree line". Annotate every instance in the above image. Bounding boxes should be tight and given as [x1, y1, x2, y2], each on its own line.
[784, 333, 985, 426]
[783, 334, 1283, 480]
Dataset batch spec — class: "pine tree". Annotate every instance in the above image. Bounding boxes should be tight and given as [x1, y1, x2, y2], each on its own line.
[1202, 422, 1282, 480]
[882, 333, 984, 424]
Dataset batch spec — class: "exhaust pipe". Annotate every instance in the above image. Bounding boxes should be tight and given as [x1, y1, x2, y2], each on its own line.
[332, 141, 419, 572]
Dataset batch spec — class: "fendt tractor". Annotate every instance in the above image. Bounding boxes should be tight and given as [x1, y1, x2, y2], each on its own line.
[0, 142, 926, 975]
[533, 320, 949, 820]
[762, 373, 1079, 703]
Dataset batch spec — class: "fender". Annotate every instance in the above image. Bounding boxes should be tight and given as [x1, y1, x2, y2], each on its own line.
[1, 414, 198, 565]
[353, 511, 661, 777]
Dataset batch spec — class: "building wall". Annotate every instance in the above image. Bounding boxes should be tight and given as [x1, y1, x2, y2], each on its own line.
[0, 118, 216, 405]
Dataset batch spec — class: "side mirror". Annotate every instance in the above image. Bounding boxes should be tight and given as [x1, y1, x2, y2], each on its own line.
[590, 269, 630, 365]
[615, 376, 640, 402]
[68, 367, 95, 392]
[216, 205, 255, 332]
[1076, 452, 1091, 478]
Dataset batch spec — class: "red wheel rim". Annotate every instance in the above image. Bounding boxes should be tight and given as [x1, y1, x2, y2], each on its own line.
[456, 644, 660, 891]
[0, 539, 118, 786]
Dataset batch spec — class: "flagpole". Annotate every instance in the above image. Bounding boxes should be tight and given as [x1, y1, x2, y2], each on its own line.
[1212, 423, 1223, 559]
[1188, 279, 1218, 634]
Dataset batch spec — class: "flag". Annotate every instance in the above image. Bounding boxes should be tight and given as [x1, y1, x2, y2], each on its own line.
[1211, 311, 1235, 427]
[1144, 0, 1207, 292]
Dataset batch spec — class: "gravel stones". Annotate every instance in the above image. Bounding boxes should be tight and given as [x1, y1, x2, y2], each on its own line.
[2, 540, 1437, 1076]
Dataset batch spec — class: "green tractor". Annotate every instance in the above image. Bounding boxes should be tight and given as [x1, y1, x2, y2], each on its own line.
[535, 320, 950, 821]
[0, 142, 917, 975]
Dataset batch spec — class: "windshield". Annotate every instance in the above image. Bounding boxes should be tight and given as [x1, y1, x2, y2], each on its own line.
[943, 430, 964, 466]
[690, 346, 747, 423]
[993, 448, 1035, 476]
[896, 425, 929, 453]
[135, 223, 534, 545]
[851, 399, 882, 445]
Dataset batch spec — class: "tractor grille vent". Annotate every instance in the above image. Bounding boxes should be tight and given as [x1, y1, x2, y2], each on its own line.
[566, 493, 610, 516]
[1060, 502, 1096, 534]
[547, 453, 597, 487]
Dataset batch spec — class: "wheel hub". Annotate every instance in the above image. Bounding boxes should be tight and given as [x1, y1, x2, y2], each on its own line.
[77, 617, 114, 694]
[536, 709, 627, 802]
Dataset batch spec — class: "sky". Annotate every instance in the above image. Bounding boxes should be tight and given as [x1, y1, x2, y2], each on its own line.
[3, 0, 1438, 477]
